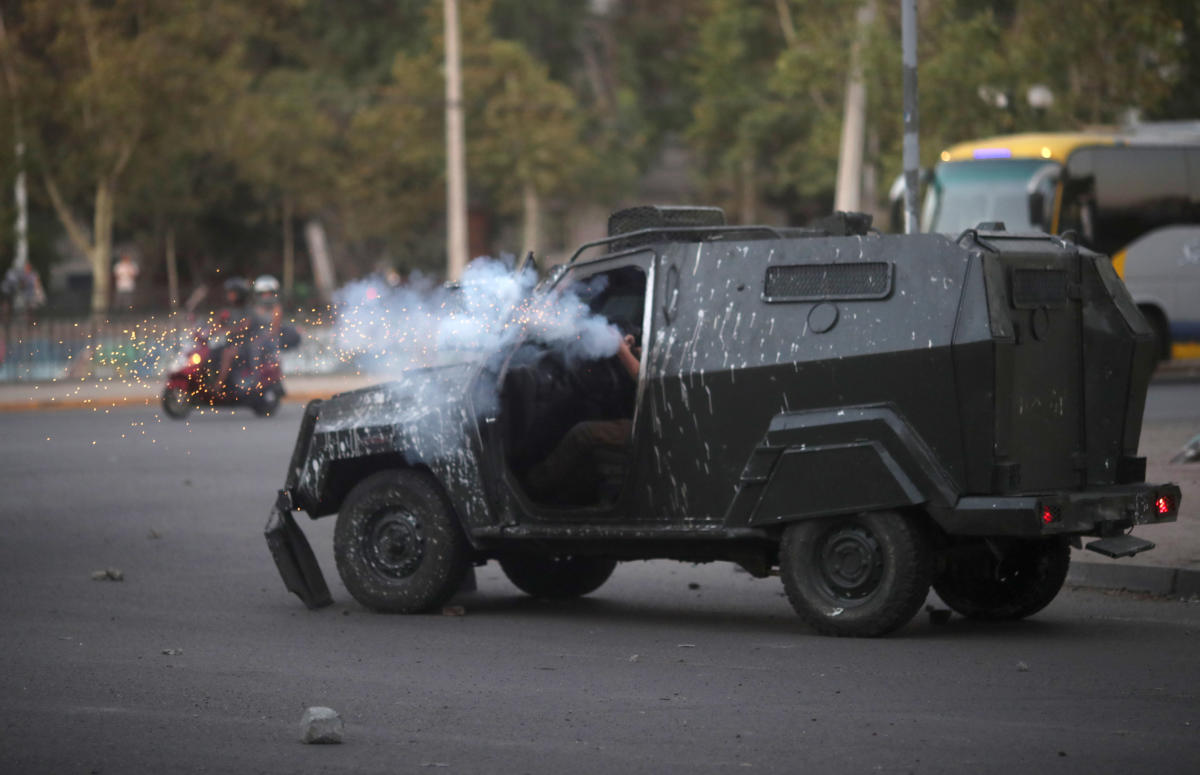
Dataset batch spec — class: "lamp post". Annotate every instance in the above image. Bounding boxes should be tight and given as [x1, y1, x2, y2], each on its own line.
[901, 0, 920, 234]
[444, 0, 468, 281]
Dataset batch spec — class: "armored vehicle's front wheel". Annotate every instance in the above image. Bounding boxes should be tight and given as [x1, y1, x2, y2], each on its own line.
[933, 538, 1070, 621]
[499, 555, 617, 599]
[334, 469, 470, 613]
[780, 511, 933, 637]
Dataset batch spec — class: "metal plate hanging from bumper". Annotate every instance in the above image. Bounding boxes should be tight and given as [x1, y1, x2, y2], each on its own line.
[265, 489, 333, 609]
[1085, 534, 1157, 559]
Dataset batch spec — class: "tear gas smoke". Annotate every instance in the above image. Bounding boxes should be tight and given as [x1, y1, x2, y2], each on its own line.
[318, 257, 626, 439]
[333, 256, 622, 377]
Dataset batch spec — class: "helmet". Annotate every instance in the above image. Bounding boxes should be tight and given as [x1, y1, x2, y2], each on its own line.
[223, 277, 250, 304]
[253, 275, 280, 295]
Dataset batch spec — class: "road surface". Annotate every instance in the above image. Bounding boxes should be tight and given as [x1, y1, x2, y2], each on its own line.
[1, 398, 1198, 774]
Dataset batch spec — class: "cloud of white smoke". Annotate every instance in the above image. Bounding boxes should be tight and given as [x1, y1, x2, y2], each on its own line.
[333, 256, 622, 378]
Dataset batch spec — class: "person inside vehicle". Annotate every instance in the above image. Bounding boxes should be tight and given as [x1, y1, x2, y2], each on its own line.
[524, 330, 641, 504]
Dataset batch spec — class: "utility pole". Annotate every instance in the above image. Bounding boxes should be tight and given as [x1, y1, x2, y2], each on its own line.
[834, 3, 873, 214]
[443, 0, 468, 281]
[901, 0, 921, 234]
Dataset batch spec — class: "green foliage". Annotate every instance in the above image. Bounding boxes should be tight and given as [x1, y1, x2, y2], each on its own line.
[686, 0, 1192, 221]
[0, 0, 1194, 304]
[490, 0, 589, 84]
[859, 0, 1190, 193]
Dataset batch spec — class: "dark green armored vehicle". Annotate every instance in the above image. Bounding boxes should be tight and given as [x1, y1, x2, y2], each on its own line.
[267, 206, 1180, 637]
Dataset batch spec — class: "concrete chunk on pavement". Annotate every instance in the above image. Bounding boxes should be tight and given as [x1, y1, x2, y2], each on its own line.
[300, 706, 344, 744]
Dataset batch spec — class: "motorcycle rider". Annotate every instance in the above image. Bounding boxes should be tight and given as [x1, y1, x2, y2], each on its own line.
[249, 275, 284, 365]
[214, 274, 290, 395]
[211, 277, 253, 393]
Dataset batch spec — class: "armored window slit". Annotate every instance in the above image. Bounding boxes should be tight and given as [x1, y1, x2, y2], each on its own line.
[1011, 268, 1068, 309]
[763, 262, 893, 302]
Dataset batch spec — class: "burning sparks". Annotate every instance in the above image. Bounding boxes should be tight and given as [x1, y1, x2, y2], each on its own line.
[10, 256, 620, 447]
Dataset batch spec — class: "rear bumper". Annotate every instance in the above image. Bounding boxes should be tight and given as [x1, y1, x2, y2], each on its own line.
[945, 483, 1181, 538]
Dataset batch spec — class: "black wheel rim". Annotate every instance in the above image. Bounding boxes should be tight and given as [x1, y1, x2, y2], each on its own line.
[810, 523, 884, 606]
[363, 510, 424, 579]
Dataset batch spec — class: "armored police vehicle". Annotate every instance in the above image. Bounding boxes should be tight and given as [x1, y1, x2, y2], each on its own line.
[267, 206, 1180, 637]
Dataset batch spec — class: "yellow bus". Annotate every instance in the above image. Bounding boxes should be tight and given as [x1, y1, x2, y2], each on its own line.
[900, 127, 1200, 359]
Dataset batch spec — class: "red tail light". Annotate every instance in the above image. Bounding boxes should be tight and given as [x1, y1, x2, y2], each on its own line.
[1156, 496, 1174, 515]
[1041, 507, 1057, 524]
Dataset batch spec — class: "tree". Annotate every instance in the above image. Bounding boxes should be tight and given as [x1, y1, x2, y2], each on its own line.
[227, 69, 341, 298]
[340, 0, 598, 270]
[858, 0, 1188, 199]
[685, 0, 1191, 225]
[688, 0, 854, 221]
[0, 0, 253, 314]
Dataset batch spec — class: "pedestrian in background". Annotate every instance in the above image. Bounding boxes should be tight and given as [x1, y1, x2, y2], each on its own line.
[113, 252, 139, 311]
[1, 262, 46, 322]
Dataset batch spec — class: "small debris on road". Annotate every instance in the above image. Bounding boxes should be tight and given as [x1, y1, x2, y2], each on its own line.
[300, 706, 344, 744]
[91, 568, 124, 581]
[688, 582, 701, 590]
[161, 648, 183, 656]
[677, 644, 696, 648]
[629, 654, 640, 662]
[1170, 433, 1200, 464]
[147, 529, 162, 540]
[442, 605, 466, 617]
[1016, 661, 1030, 672]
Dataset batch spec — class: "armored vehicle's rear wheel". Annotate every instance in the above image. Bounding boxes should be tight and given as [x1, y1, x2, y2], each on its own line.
[780, 511, 933, 637]
[499, 555, 617, 599]
[334, 469, 470, 613]
[933, 538, 1070, 621]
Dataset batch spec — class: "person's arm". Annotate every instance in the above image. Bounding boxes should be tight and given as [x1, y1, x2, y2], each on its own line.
[616, 334, 640, 380]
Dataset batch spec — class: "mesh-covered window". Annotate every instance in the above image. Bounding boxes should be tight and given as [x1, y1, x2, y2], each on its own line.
[1011, 268, 1068, 309]
[763, 262, 893, 302]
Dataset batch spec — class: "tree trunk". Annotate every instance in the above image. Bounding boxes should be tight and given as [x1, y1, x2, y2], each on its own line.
[13, 142, 27, 271]
[521, 181, 541, 258]
[282, 193, 295, 300]
[774, 0, 797, 47]
[303, 219, 336, 304]
[90, 178, 114, 316]
[740, 154, 757, 224]
[165, 226, 179, 310]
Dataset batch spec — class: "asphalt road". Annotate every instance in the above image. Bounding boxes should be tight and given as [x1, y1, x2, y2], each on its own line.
[1144, 380, 1200, 423]
[2, 401, 1199, 774]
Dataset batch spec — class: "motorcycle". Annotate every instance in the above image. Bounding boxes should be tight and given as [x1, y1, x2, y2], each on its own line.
[161, 330, 289, 419]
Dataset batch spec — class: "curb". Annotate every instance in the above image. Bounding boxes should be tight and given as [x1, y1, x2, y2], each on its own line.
[1152, 369, 1200, 384]
[1068, 560, 1200, 598]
